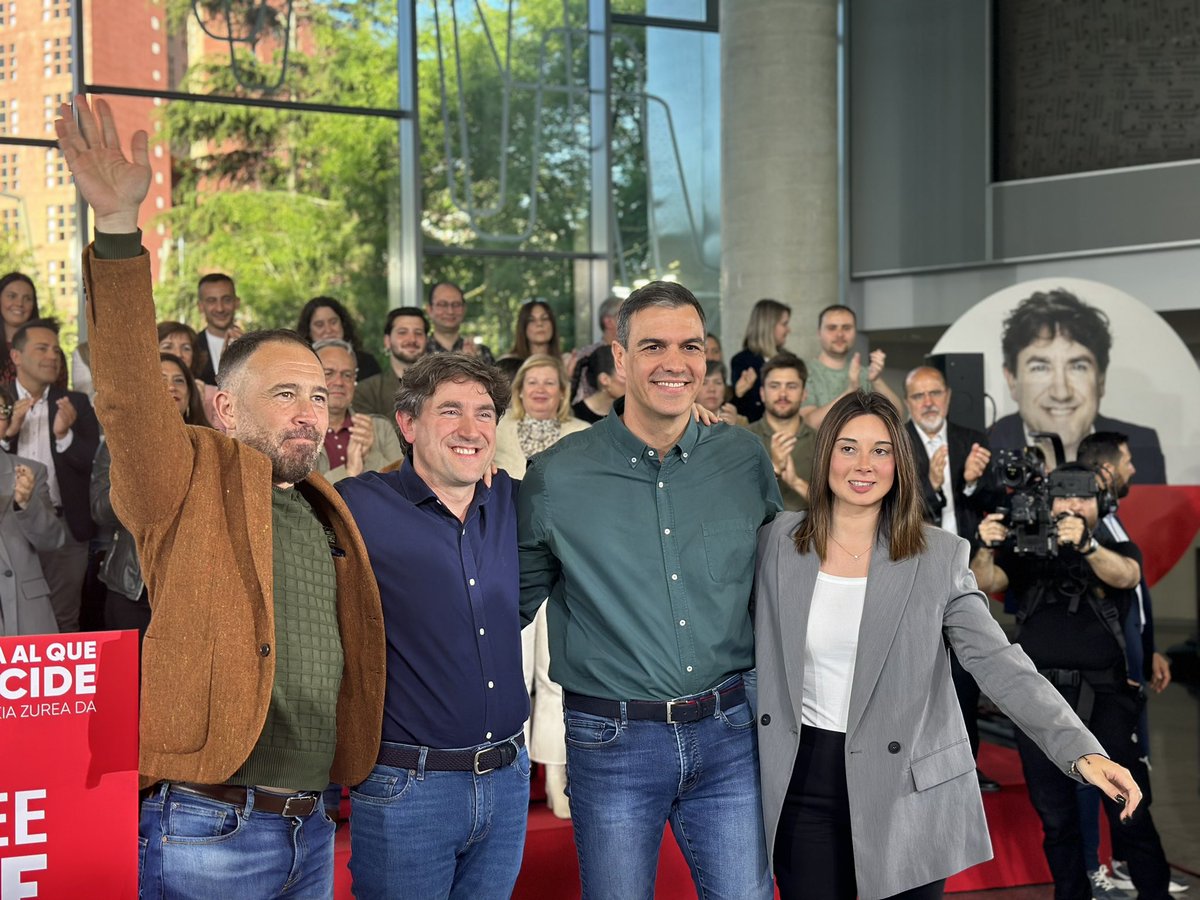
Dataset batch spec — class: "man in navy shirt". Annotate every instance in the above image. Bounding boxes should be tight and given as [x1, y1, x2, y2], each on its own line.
[337, 353, 529, 899]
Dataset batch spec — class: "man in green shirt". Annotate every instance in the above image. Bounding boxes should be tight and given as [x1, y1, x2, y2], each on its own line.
[518, 281, 781, 899]
[353, 306, 429, 424]
[801, 304, 901, 429]
[746, 352, 817, 511]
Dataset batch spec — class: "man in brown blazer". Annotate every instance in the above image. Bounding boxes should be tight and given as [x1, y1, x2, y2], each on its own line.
[57, 97, 385, 898]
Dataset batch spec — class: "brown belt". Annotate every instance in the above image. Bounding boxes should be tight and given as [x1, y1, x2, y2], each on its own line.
[166, 782, 321, 817]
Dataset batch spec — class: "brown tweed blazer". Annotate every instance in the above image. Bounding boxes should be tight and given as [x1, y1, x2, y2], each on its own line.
[83, 247, 386, 789]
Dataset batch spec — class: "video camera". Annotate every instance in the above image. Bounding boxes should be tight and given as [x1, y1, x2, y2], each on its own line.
[990, 433, 1100, 558]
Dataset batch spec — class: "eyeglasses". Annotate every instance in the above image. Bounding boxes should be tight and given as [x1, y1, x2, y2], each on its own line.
[907, 390, 946, 403]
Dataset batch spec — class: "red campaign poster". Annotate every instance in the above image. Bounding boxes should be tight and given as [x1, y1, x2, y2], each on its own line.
[0, 630, 139, 900]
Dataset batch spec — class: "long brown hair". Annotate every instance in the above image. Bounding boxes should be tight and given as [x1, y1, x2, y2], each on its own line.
[510, 300, 561, 359]
[794, 390, 926, 561]
[160, 353, 211, 428]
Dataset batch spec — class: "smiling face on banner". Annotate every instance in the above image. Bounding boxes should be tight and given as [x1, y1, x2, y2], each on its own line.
[932, 277, 1200, 486]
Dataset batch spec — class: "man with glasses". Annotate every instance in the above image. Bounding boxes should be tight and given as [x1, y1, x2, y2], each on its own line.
[426, 281, 494, 364]
[313, 339, 404, 482]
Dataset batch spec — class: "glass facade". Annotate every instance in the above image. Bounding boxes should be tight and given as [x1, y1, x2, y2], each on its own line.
[0, 0, 720, 366]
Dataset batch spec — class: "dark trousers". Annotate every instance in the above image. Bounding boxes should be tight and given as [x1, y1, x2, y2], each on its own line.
[774, 726, 946, 900]
[104, 586, 150, 644]
[1015, 683, 1170, 900]
[950, 652, 981, 759]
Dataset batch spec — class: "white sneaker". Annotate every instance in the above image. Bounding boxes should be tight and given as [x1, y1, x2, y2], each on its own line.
[1110, 860, 1189, 893]
[1090, 865, 1129, 900]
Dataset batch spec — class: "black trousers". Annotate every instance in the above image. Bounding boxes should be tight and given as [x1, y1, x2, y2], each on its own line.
[774, 726, 946, 900]
[950, 651, 982, 760]
[1015, 682, 1170, 900]
[104, 586, 150, 644]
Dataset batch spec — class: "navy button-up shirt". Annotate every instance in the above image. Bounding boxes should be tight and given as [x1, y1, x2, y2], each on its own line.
[336, 459, 528, 748]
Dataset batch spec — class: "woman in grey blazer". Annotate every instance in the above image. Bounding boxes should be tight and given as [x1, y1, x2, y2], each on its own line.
[753, 391, 1142, 900]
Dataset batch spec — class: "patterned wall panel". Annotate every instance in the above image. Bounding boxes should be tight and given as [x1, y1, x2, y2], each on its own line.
[995, 0, 1200, 180]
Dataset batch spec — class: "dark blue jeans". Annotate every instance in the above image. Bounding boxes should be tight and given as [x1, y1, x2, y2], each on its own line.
[348, 741, 530, 899]
[563, 677, 773, 900]
[138, 784, 335, 899]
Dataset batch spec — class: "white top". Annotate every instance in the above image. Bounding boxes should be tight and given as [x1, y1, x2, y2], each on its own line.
[13, 379, 72, 507]
[801, 571, 868, 733]
[205, 330, 225, 374]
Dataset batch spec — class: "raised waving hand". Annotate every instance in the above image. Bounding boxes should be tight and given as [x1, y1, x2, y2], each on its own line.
[54, 95, 150, 233]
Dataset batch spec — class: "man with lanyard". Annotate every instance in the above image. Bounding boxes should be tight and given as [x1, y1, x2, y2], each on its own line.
[1075, 432, 1180, 895]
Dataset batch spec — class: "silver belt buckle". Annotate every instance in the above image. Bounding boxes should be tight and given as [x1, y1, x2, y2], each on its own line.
[473, 747, 496, 775]
[281, 794, 316, 817]
[666, 699, 683, 724]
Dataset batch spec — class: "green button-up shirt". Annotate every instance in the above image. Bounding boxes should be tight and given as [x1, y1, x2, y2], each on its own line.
[518, 407, 782, 701]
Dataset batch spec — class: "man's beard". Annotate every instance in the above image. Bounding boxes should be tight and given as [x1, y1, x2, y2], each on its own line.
[771, 400, 801, 420]
[391, 346, 424, 365]
[238, 423, 322, 484]
[917, 412, 945, 433]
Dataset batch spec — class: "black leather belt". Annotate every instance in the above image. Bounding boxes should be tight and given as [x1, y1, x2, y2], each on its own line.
[165, 782, 320, 817]
[377, 732, 524, 775]
[564, 680, 746, 724]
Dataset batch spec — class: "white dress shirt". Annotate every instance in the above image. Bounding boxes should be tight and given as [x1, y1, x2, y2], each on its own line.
[10, 380, 73, 507]
[205, 330, 225, 374]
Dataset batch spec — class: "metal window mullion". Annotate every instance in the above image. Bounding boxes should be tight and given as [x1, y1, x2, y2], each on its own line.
[587, 0, 611, 341]
[397, 0, 421, 307]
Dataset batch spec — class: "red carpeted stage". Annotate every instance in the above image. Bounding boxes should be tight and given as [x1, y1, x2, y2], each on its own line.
[333, 742, 1088, 898]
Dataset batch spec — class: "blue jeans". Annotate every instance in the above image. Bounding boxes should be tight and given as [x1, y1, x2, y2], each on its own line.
[348, 742, 530, 899]
[563, 679, 773, 900]
[138, 784, 336, 899]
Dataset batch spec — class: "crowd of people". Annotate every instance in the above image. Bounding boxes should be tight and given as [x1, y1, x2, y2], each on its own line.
[7, 95, 1180, 900]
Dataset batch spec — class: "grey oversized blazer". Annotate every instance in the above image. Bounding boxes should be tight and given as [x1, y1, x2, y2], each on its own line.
[0, 454, 66, 636]
[753, 512, 1104, 899]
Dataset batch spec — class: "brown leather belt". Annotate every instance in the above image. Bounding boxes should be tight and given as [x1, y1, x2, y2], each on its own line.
[167, 782, 321, 817]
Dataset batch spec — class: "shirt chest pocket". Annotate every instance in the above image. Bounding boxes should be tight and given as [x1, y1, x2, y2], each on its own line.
[702, 517, 757, 584]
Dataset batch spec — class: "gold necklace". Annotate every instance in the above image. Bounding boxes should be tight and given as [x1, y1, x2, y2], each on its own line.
[829, 535, 871, 560]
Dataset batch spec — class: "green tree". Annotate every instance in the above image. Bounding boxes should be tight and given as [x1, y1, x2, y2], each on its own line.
[156, 0, 659, 354]
[156, 1, 400, 357]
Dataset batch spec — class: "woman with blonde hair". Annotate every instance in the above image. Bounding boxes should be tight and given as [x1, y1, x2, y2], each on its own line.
[730, 297, 791, 422]
[493, 353, 588, 818]
[753, 390, 1144, 900]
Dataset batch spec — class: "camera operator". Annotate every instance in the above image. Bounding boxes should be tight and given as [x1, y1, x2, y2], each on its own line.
[971, 463, 1172, 900]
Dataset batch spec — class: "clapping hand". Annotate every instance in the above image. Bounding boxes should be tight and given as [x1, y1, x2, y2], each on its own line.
[53, 396, 77, 439]
[867, 349, 887, 382]
[12, 464, 34, 508]
[4, 397, 32, 440]
[963, 443, 991, 484]
[928, 443, 949, 492]
[734, 367, 757, 399]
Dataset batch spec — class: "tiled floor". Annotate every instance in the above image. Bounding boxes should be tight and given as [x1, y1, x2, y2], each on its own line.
[959, 624, 1200, 900]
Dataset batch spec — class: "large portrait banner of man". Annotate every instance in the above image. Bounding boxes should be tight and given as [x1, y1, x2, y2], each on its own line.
[932, 277, 1200, 586]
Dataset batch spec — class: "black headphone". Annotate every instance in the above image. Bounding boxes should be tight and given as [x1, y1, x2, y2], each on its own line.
[1049, 462, 1118, 519]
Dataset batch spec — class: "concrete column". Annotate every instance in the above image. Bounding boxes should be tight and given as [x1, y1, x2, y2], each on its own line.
[720, 0, 839, 363]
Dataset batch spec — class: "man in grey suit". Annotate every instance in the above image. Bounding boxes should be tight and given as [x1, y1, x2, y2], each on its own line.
[0, 453, 66, 635]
